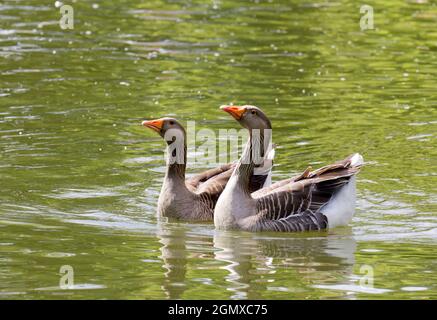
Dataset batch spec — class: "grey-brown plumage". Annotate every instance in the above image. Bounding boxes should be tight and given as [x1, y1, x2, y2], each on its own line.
[214, 105, 363, 232]
[142, 117, 273, 221]
[241, 154, 360, 231]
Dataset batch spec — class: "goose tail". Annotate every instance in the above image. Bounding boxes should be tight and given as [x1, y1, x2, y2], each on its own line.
[350, 153, 364, 167]
[320, 153, 364, 228]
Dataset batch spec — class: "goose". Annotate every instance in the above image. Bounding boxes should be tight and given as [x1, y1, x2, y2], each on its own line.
[214, 105, 364, 232]
[142, 117, 274, 220]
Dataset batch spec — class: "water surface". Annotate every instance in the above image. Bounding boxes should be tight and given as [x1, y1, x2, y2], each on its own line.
[0, 0, 436, 299]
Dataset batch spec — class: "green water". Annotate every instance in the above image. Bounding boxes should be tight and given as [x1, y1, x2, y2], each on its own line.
[1, 0, 436, 299]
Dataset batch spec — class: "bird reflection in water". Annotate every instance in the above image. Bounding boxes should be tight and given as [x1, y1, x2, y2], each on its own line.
[157, 222, 189, 299]
[157, 221, 215, 299]
[213, 229, 357, 299]
[156, 221, 357, 299]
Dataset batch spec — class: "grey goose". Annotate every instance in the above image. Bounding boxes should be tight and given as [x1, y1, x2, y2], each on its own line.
[214, 105, 363, 232]
[142, 117, 274, 220]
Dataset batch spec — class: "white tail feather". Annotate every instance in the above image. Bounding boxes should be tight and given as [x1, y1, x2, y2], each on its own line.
[350, 153, 364, 166]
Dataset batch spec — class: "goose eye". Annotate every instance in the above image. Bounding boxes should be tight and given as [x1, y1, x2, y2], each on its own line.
[251, 110, 257, 115]
[169, 121, 174, 125]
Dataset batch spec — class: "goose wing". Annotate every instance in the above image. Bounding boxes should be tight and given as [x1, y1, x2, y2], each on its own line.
[192, 161, 273, 198]
[185, 163, 234, 190]
[241, 154, 362, 232]
[187, 145, 276, 194]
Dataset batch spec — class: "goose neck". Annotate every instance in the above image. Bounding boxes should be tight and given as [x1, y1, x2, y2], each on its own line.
[164, 135, 187, 185]
[234, 128, 270, 193]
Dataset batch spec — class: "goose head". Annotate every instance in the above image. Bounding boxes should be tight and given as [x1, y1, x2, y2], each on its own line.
[142, 117, 186, 146]
[220, 105, 272, 130]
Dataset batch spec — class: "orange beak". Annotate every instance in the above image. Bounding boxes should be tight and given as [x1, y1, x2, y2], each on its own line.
[142, 119, 164, 133]
[220, 105, 246, 120]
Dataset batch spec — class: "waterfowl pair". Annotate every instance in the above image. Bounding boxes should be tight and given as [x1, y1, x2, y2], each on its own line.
[142, 118, 274, 220]
[214, 105, 363, 232]
[142, 106, 363, 232]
